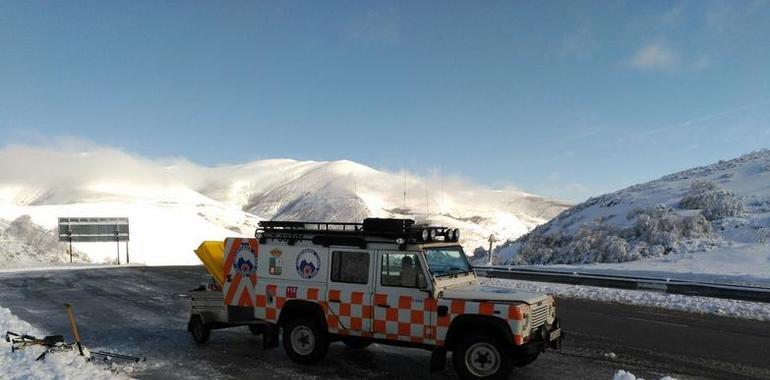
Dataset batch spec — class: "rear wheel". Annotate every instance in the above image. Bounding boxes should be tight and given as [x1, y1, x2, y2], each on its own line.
[452, 331, 512, 380]
[282, 316, 329, 364]
[341, 337, 372, 349]
[189, 316, 210, 344]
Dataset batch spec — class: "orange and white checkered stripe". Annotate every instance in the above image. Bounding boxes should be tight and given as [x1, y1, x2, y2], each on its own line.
[371, 294, 438, 345]
[223, 238, 259, 307]
[435, 299, 527, 346]
[256, 284, 323, 322]
[249, 286, 530, 347]
[326, 289, 371, 335]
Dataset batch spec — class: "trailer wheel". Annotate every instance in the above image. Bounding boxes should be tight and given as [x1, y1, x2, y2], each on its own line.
[189, 316, 210, 344]
[452, 331, 512, 380]
[282, 316, 328, 364]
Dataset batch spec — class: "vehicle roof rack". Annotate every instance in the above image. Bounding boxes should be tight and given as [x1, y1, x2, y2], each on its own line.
[255, 218, 460, 249]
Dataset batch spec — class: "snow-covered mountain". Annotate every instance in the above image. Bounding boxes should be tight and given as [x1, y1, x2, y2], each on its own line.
[0, 144, 568, 266]
[494, 150, 770, 274]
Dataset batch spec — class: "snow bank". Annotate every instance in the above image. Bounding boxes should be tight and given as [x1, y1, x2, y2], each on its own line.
[480, 278, 770, 321]
[613, 370, 677, 380]
[0, 216, 90, 268]
[0, 305, 126, 380]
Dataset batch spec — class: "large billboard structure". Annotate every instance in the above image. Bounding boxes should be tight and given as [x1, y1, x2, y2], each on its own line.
[58, 217, 130, 264]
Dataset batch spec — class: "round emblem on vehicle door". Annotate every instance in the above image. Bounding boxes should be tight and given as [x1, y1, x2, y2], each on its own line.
[233, 242, 257, 277]
[295, 248, 321, 280]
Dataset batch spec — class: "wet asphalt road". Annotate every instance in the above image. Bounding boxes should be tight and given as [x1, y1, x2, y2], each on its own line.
[0, 266, 768, 380]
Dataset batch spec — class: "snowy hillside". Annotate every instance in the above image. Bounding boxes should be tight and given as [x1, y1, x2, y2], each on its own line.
[0, 144, 568, 265]
[494, 150, 770, 275]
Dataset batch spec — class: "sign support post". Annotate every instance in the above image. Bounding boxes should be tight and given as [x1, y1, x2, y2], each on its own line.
[114, 229, 120, 265]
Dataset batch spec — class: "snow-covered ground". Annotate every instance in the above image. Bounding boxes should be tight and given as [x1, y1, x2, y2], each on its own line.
[480, 277, 770, 321]
[0, 305, 126, 380]
[494, 149, 770, 283]
[613, 370, 677, 380]
[0, 143, 569, 266]
[513, 243, 770, 287]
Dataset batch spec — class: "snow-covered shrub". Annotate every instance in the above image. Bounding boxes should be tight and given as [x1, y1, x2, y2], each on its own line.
[631, 205, 712, 249]
[679, 180, 744, 220]
[514, 203, 720, 265]
[600, 235, 632, 263]
[0, 215, 90, 267]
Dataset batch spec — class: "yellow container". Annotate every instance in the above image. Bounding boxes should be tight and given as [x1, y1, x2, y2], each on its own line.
[194, 241, 226, 286]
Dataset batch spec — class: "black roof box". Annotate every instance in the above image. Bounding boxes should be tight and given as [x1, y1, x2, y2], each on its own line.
[362, 218, 414, 235]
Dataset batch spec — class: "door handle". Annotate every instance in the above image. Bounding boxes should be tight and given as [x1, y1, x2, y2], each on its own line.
[376, 303, 391, 308]
[329, 299, 341, 303]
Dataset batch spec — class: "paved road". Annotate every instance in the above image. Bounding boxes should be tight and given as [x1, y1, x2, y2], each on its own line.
[0, 266, 768, 380]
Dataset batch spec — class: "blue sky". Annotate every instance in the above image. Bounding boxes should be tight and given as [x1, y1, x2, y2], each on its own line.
[1, 1, 769, 202]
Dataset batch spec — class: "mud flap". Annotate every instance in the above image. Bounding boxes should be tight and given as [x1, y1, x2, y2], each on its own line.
[430, 348, 446, 373]
[263, 323, 279, 350]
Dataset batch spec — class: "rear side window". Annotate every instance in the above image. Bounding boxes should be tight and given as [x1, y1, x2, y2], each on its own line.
[331, 251, 370, 284]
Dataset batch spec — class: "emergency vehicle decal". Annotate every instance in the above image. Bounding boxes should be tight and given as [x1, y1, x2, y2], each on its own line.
[223, 238, 259, 307]
[295, 248, 321, 279]
[269, 248, 283, 275]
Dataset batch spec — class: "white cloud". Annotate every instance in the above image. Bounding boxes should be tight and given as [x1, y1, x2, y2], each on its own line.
[626, 43, 680, 70]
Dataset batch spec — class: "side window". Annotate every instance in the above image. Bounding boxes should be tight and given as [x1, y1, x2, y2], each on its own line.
[331, 251, 370, 284]
[380, 252, 427, 289]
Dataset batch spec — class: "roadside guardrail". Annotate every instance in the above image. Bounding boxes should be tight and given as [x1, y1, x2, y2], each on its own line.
[474, 266, 770, 304]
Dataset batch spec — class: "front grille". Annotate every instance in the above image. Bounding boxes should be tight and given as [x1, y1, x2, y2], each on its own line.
[530, 303, 549, 329]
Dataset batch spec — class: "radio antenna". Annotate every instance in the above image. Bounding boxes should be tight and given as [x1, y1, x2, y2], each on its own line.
[353, 176, 358, 222]
[403, 169, 407, 212]
[425, 176, 430, 218]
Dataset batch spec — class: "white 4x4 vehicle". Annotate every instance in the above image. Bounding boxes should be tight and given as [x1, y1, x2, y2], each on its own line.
[188, 218, 562, 380]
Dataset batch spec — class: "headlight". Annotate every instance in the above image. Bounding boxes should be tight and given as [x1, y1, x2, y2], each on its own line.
[445, 229, 455, 240]
[522, 313, 530, 331]
[453, 228, 460, 240]
[421, 229, 430, 241]
[429, 229, 438, 241]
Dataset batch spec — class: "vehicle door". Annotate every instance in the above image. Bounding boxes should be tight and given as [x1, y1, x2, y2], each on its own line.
[373, 251, 436, 344]
[325, 248, 374, 335]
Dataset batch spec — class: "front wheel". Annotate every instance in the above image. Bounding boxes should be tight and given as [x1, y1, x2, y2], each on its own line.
[282, 317, 329, 364]
[452, 331, 512, 380]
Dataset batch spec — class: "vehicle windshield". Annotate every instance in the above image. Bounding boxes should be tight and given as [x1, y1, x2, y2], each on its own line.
[424, 246, 472, 277]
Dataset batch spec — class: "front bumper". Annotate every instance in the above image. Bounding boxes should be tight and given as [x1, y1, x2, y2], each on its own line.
[515, 318, 563, 355]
